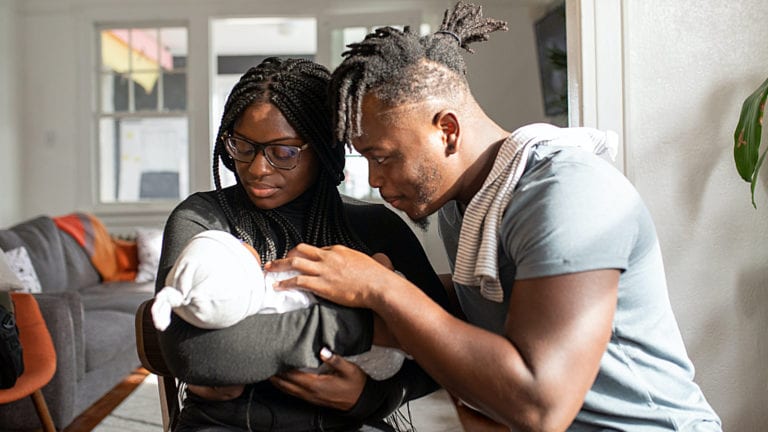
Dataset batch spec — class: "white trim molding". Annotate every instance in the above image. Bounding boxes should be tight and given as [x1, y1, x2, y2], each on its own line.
[566, 0, 629, 177]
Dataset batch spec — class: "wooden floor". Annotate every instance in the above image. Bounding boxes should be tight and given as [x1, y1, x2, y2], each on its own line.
[61, 368, 150, 432]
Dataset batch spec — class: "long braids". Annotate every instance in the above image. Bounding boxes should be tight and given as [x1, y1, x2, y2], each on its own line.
[213, 57, 368, 265]
[330, 1, 508, 145]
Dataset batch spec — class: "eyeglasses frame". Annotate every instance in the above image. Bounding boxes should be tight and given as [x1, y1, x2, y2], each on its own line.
[222, 134, 310, 171]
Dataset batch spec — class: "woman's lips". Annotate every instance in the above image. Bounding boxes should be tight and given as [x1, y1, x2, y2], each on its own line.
[246, 183, 278, 198]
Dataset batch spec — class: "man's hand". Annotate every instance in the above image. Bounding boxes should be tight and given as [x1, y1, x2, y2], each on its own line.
[269, 347, 367, 411]
[266, 244, 400, 309]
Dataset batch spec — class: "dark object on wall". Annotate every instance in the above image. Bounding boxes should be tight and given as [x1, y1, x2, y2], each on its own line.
[534, 3, 567, 116]
[139, 171, 180, 199]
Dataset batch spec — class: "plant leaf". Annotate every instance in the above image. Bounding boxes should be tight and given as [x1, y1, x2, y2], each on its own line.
[734, 76, 768, 207]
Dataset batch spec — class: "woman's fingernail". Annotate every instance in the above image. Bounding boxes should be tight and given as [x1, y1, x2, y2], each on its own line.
[320, 347, 333, 360]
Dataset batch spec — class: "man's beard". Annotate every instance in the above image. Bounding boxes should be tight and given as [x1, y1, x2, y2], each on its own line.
[407, 160, 441, 232]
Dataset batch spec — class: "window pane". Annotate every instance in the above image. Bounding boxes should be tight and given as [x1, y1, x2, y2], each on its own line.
[99, 116, 188, 202]
[130, 28, 159, 71]
[162, 71, 186, 111]
[99, 26, 187, 113]
[161, 27, 188, 71]
[100, 29, 129, 73]
[132, 72, 159, 110]
[101, 72, 129, 112]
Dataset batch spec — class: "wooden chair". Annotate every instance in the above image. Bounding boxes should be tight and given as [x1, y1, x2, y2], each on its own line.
[135, 299, 180, 431]
[0, 293, 57, 432]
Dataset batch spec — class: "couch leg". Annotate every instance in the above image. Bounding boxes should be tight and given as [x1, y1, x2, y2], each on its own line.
[31, 389, 57, 432]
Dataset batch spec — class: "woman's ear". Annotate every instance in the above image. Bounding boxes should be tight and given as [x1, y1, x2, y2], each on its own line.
[433, 110, 460, 156]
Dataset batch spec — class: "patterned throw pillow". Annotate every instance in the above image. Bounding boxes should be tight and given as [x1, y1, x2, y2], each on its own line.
[4, 246, 42, 293]
[135, 228, 163, 283]
[0, 249, 25, 292]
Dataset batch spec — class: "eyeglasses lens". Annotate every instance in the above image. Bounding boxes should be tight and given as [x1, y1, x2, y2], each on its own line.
[225, 137, 301, 170]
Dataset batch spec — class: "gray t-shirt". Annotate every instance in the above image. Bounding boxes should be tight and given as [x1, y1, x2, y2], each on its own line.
[439, 144, 721, 431]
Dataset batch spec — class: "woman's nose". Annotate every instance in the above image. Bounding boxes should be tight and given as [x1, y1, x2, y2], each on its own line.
[247, 151, 274, 176]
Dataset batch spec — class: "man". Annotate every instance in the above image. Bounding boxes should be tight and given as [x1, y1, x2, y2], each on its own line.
[268, 2, 722, 430]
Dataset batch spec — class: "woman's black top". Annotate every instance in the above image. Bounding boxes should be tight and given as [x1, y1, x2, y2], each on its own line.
[156, 186, 450, 428]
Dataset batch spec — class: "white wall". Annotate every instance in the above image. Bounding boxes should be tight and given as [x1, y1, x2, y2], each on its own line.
[9, 0, 546, 271]
[0, 0, 21, 226]
[624, 2, 768, 429]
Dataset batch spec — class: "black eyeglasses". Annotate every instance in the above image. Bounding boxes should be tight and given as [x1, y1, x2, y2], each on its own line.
[223, 134, 309, 170]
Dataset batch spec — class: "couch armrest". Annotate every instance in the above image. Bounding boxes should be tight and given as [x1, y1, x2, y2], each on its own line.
[33, 292, 80, 426]
[36, 291, 85, 380]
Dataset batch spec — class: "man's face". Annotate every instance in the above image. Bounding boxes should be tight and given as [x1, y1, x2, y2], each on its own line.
[352, 95, 451, 225]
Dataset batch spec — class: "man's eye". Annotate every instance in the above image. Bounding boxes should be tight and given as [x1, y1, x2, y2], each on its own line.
[372, 156, 386, 164]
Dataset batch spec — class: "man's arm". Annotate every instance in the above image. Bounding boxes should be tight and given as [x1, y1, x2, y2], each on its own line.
[269, 244, 618, 431]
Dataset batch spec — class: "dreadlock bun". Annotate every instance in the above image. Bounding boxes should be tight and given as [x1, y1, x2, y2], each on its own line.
[330, 1, 507, 145]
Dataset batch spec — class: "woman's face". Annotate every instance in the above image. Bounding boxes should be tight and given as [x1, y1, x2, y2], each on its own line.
[231, 102, 320, 210]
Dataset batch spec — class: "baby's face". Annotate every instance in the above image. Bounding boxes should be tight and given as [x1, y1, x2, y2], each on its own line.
[241, 242, 262, 266]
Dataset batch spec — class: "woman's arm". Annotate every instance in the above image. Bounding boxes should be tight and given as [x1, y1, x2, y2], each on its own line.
[155, 191, 374, 385]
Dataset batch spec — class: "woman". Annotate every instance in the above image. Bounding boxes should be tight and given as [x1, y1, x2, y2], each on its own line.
[156, 57, 450, 431]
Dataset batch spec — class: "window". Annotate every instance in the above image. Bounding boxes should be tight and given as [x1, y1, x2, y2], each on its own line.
[97, 25, 189, 203]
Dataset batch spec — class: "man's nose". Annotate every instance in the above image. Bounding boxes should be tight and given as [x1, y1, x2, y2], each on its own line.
[367, 161, 384, 188]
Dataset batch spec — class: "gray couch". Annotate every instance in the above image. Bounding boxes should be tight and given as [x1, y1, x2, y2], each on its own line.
[0, 215, 155, 430]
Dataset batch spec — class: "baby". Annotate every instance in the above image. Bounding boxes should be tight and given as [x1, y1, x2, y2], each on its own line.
[151, 230, 407, 387]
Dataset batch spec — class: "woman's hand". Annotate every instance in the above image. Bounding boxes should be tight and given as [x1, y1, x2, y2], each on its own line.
[269, 347, 366, 411]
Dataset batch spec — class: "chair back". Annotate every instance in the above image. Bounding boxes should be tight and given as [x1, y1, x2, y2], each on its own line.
[0, 293, 57, 432]
[135, 299, 179, 431]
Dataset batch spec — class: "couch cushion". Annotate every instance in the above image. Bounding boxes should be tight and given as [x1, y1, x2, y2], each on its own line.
[59, 232, 101, 289]
[0, 217, 68, 293]
[83, 309, 135, 372]
[79, 281, 154, 314]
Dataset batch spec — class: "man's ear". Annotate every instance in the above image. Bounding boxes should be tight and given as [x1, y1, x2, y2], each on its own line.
[433, 110, 460, 156]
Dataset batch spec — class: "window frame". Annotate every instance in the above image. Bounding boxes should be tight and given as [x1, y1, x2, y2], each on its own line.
[90, 20, 191, 215]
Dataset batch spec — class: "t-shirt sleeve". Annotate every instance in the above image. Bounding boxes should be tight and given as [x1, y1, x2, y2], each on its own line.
[502, 153, 642, 280]
[156, 193, 373, 385]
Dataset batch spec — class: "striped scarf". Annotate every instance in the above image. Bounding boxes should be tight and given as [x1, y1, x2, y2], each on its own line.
[452, 123, 618, 302]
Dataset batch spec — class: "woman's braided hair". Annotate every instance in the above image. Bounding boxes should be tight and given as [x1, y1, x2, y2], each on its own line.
[330, 1, 508, 145]
[212, 57, 368, 264]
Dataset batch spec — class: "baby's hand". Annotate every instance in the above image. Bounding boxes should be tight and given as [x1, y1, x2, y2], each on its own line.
[187, 384, 245, 401]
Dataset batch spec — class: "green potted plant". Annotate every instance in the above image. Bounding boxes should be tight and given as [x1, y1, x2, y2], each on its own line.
[734, 76, 768, 208]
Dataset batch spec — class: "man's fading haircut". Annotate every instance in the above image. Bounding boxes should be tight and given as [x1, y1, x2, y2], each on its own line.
[330, 1, 508, 145]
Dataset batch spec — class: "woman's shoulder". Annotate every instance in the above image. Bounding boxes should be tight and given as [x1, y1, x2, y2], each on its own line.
[166, 188, 234, 230]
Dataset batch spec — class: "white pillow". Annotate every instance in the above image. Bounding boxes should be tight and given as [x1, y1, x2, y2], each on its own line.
[4, 246, 42, 293]
[0, 248, 25, 292]
[135, 228, 164, 283]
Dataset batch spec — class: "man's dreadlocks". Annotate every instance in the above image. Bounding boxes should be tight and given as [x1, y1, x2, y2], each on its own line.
[330, 1, 508, 146]
[212, 57, 368, 264]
